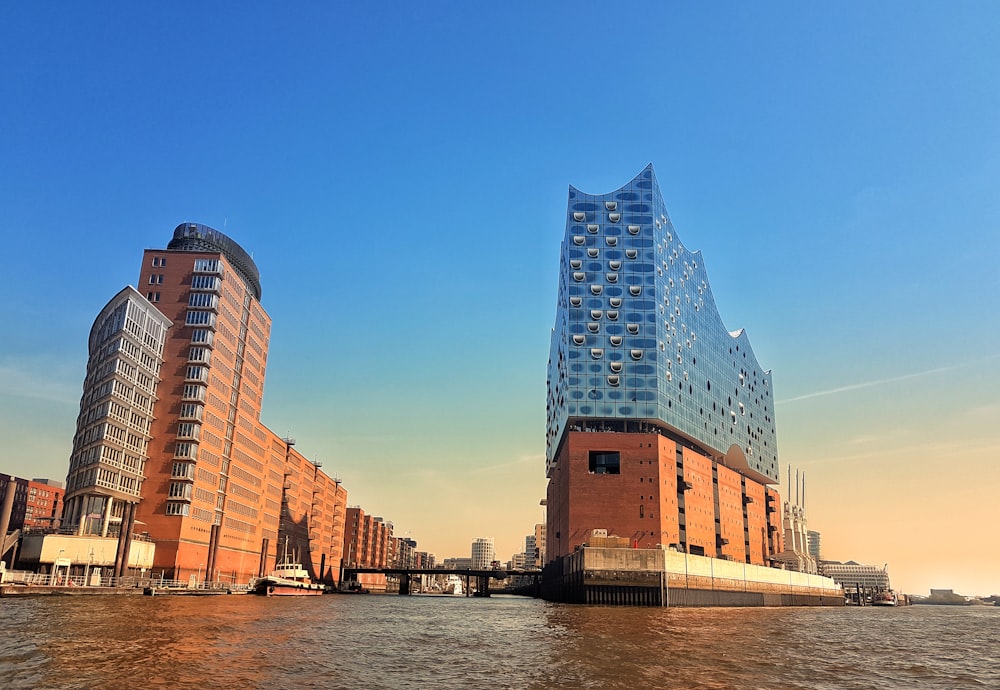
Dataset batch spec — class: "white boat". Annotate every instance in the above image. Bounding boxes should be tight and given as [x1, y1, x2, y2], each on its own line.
[252, 561, 325, 596]
[251, 540, 324, 596]
[442, 574, 464, 595]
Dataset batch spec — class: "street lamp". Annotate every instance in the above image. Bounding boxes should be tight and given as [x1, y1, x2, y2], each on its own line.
[197, 563, 204, 587]
[84, 548, 95, 587]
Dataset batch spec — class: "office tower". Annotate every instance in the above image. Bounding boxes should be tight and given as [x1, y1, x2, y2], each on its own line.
[471, 536, 495, 570]
[62, 287, 171, 544]
[111, 223, 345, 583]
[545, 165, 783, 565]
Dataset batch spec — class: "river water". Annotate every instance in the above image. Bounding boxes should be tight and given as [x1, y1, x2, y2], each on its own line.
[1, 594, 997, 689]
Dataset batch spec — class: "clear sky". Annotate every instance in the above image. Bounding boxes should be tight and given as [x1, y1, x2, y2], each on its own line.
[1, 3, 998, 596]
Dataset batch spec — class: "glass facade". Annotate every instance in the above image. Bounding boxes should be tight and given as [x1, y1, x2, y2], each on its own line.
[546, 165, 779, 483]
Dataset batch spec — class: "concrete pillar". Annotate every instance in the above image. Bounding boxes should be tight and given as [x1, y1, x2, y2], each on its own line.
[77, 495, 88, 536]
[101, 496, 114, 537]
[117, 502, 136, 579]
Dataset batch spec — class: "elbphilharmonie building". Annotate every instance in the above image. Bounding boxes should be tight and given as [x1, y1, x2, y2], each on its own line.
[545, 165, 784, 565]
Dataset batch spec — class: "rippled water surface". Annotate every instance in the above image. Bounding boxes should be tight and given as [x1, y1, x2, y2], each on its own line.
[1, 594, 997, 689]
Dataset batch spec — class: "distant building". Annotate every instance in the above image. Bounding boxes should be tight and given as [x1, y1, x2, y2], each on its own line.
[25, 479, 65, 531]
[442, 557, 472, 570]
[1, 475, 66, 534]
[1, 475, 66, 566]
[413, 551, 435, 569]
[533, 523, 546, 568]
[807, 530, 821, 561]
[524, 534, 537, 568]
[545, 165, 783, 565]
[471, 537, 495, 570]
[394, 537, 417, 568]
[820, 560, 890, 592]
[343, 507, 390, 569]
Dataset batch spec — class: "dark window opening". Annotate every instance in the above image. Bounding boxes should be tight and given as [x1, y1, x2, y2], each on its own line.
[589, 451, 621, 475]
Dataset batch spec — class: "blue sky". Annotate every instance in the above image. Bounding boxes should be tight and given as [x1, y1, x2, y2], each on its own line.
[2, 3, 998, 594]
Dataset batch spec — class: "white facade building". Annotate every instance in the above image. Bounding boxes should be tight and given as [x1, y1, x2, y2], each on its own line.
[471, 537, 495, 570]
[63, 286, 170, 537]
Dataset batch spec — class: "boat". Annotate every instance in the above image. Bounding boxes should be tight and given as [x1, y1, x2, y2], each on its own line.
[251, 541, 324, 596]
[872, 590, 897, 606]
[251, 560, 325, 596]
[442, 574, 464, 595]
[339, 581, 370, 594]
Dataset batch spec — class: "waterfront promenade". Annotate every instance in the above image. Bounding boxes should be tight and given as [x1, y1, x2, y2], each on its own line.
[0, 570, 250, 597]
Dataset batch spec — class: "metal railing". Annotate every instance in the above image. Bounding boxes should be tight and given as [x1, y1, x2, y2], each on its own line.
[1, 570, 252, 592]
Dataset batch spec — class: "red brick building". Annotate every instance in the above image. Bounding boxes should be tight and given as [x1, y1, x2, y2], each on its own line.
[64, 223, 348, 584]
[0, 474, 64, 533]
[545, 431, 781, 564]
[342, 507, 392, 590]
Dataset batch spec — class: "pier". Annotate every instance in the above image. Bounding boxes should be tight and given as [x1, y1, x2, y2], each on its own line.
[542, 547, 845, 607]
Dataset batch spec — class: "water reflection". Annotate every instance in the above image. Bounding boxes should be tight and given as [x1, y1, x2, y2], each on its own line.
[0, 595, 997, 689]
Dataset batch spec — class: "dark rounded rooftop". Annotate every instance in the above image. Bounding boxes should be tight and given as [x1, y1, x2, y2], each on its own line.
[168, 223, 262, 300]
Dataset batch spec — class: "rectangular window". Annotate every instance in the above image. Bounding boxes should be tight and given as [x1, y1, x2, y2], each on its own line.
[191, 275, 220, 291]
[151, 257, 166, 268]
[177, 422, 200, 440]
[182, 384, 206, 401]
[191, 329, 213, 345]
[188, 347, 209, 363]
[589, 451, 621, 475]
[193, 258, 220, 273]
[171, 462, 195, 479]
[146, 292, 160, 302]
[185, 311, 215, 326]
[165, 502, 190, 516]
[179, 403, 203, 421]
[168, 482, 193, 499]
[188, 293, 217, 308]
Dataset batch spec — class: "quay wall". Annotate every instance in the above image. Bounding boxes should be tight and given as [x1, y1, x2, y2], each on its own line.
[542, 547, 843, 607]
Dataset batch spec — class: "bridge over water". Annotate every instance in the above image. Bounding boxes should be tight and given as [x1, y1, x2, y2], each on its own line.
[342, 567, 541, 597]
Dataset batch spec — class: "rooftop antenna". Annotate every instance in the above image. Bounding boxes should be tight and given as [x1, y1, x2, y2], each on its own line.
[802, 472, 806, 511]
[795, 468, 800, 507]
